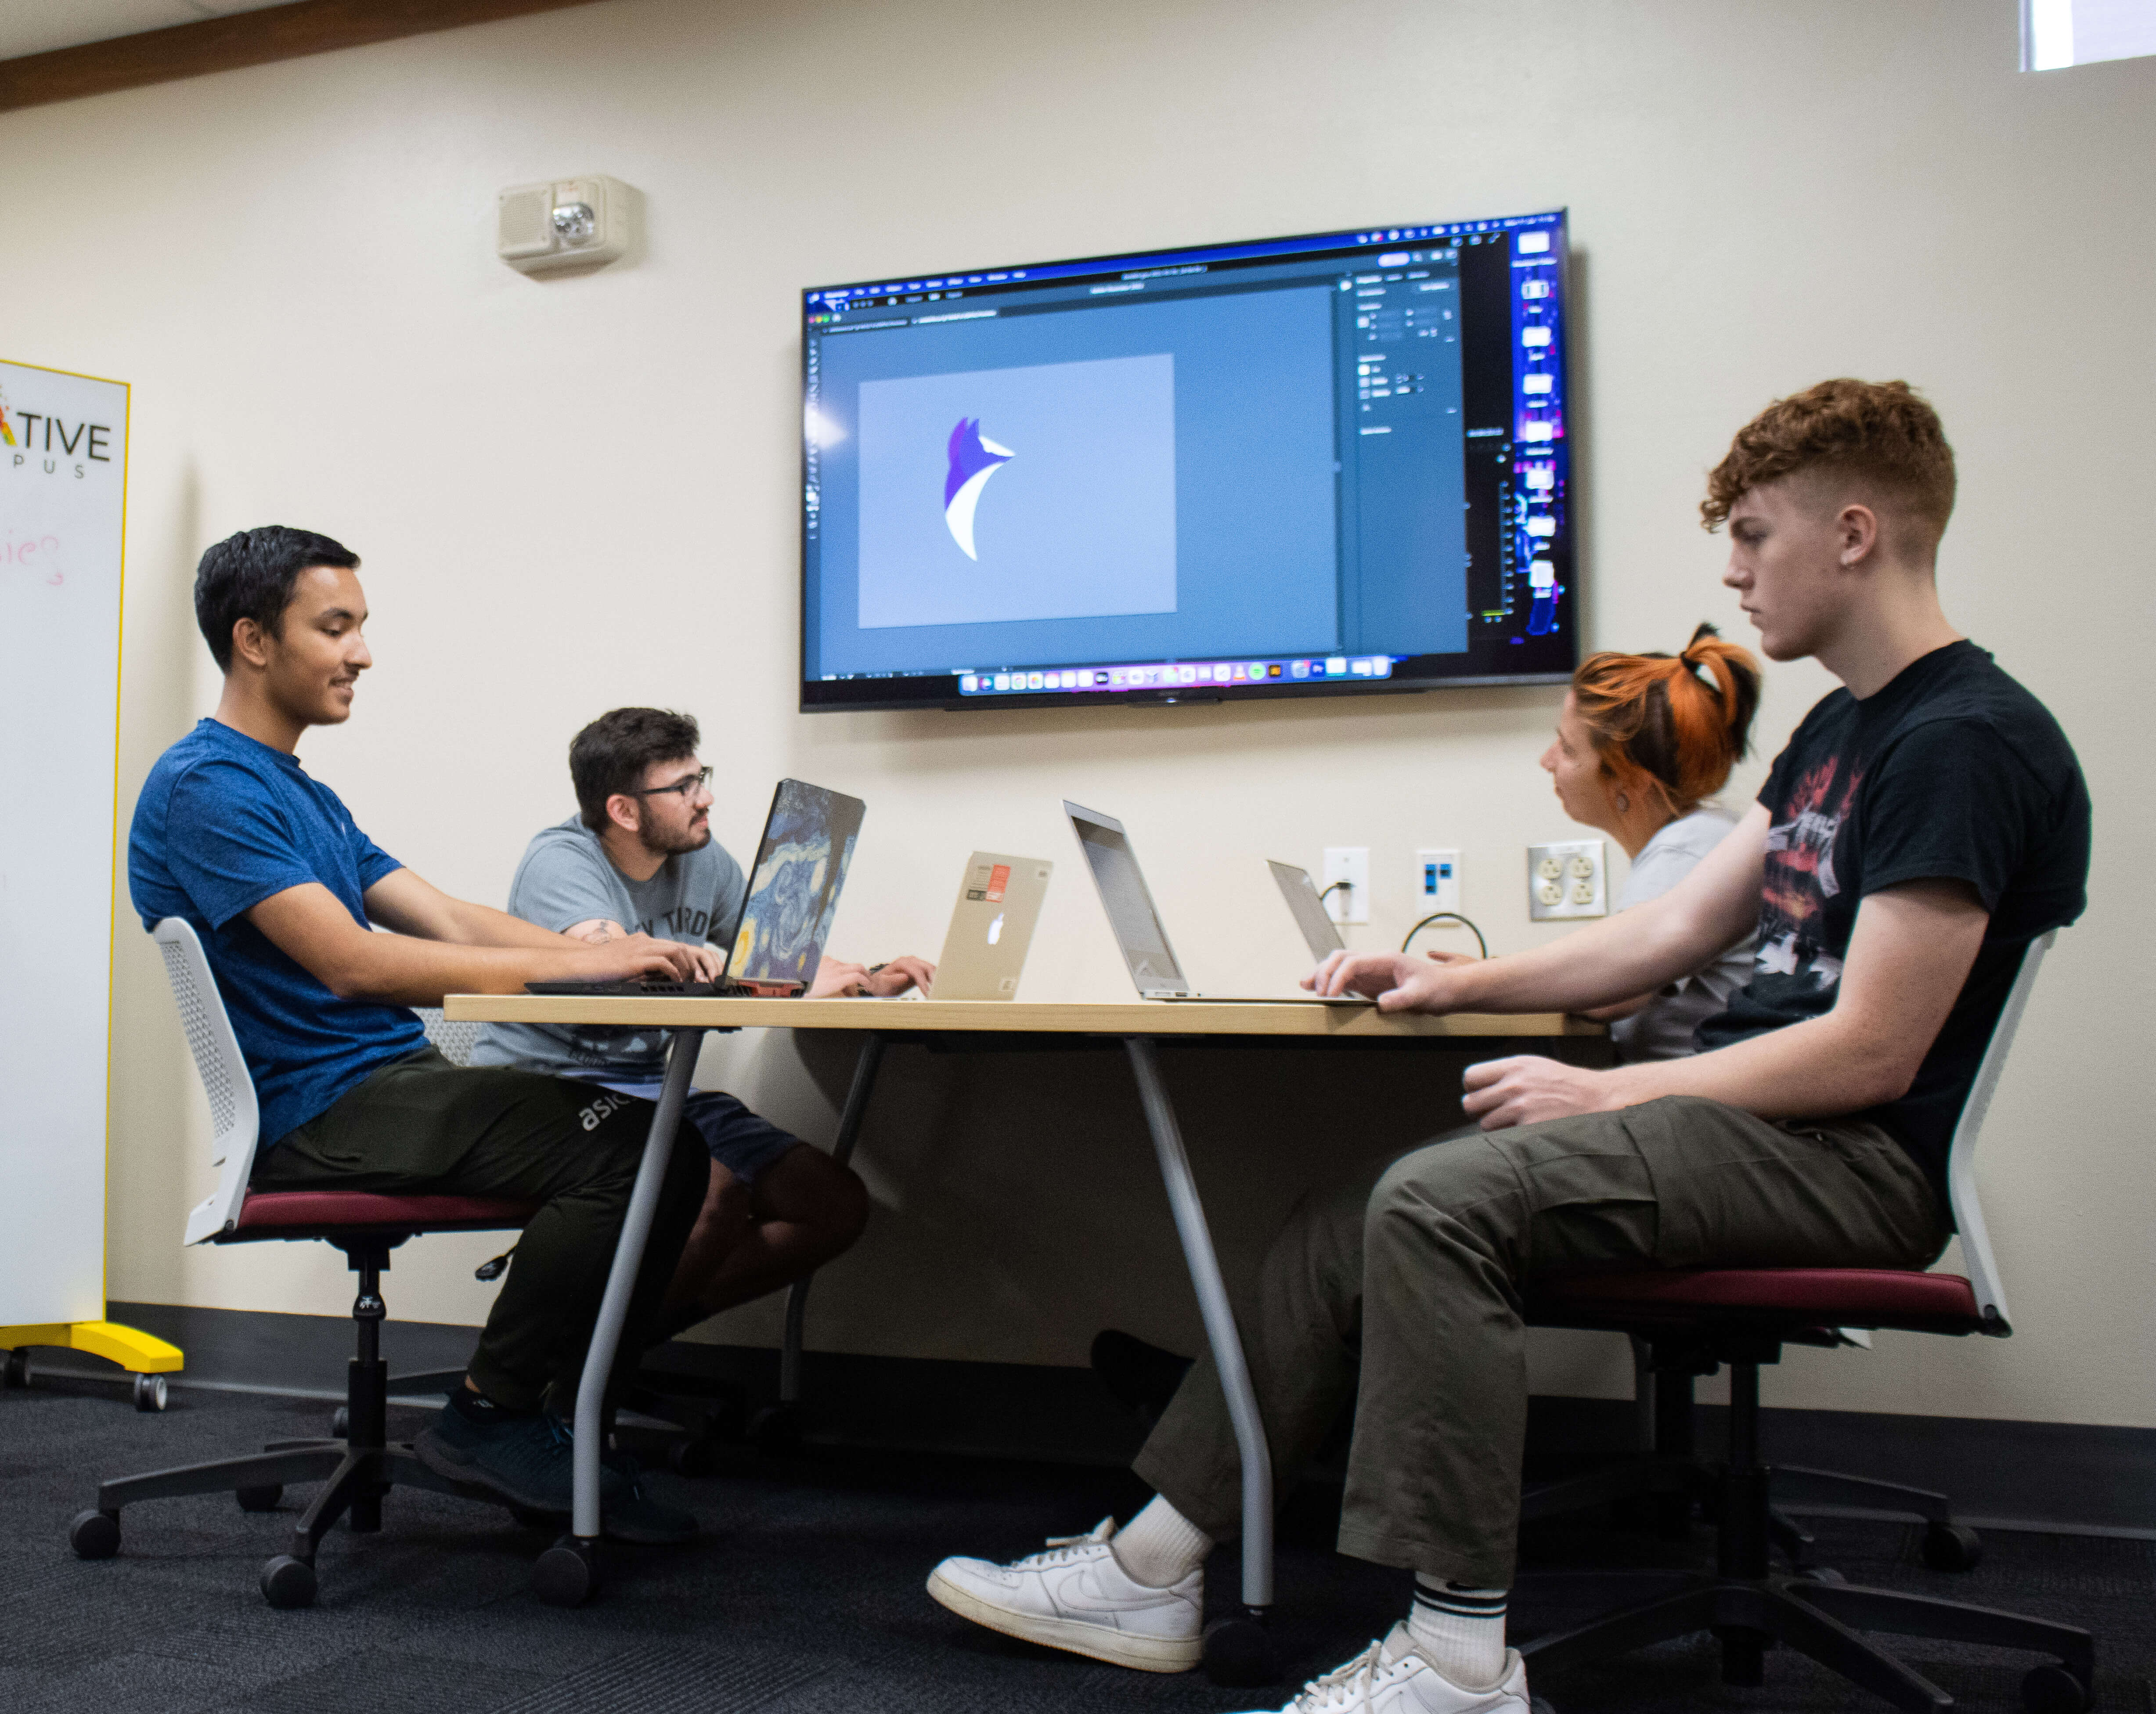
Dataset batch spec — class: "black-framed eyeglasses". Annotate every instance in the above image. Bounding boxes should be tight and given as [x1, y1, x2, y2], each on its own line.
[633, 766, 712, 799]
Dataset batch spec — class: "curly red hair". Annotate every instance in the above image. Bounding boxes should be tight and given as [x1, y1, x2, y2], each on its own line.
[1701, 378, 1955, 544]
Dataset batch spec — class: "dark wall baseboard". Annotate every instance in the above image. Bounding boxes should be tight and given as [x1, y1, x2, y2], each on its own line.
[40, 1302, 2149, 1539]
[0, 0, 606, 114]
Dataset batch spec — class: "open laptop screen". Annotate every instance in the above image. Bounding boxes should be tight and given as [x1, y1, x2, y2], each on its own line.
[1267, 860, 1347, 962]
[724, 779, 866, 988]
[1064, 800, 1190, 995]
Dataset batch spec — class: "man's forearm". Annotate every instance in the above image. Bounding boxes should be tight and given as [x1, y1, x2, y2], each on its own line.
[1444, 896, 1725, 1014]
[323, 931, 588, 1006]
[439, 896, 574, 951]
[1601, 1012, 1915, 1120]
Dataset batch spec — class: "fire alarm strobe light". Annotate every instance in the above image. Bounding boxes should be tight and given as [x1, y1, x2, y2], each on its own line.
[498, 176, 636, 276]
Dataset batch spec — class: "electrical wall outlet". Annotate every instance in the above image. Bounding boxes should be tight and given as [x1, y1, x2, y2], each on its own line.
[1415, 848, 1461, 913]
[1526, 838, 1607, 920]
[1322, 846, 1370, 924]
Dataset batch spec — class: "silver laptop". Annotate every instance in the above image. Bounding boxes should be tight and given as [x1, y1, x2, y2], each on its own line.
[927, 852, 1053, 1000]
[1267, 860, 1348, 962]
[1063, 801, 1369, 1004]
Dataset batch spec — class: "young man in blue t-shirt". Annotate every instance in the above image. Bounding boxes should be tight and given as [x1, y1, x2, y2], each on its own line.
[129, 526, 712, 1541]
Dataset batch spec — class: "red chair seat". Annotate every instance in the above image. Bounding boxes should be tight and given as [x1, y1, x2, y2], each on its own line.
[1531, 1267, 1987, 1334]
[227, 1190, 537, 1238]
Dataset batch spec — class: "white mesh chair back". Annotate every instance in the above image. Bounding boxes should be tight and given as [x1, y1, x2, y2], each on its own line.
[415, 1006, 483, 1068]
[153, 918, 262, 1246]
[1945, 930, 2056, 1333]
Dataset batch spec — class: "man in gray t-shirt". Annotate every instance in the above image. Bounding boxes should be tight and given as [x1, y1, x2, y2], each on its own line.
[475, 707, 932, 1338]
[472, 814, 749, 1081]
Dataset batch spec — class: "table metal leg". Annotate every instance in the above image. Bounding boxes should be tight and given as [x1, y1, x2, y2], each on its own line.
[779, 1032, 887, 1406]
[570, 1026, 706, 1542]
[1124, 1036, 1272, 1612]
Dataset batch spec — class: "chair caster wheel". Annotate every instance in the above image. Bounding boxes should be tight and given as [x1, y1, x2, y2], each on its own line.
[235, 1484, 283, 1513]
[2022, 1664, 2091, 1714]
[69, 1508, 120, 1559]
[534, 1534, 598, 1607]
[1201, 1611, 1276, 1688]
[748, 1404, 802, 1455]
[131, 1373, 169, 1412]
[1922, 1520, 1983, 1572]
[261, 1554, 317, 1609]
[667, 1436, 722, 1477]
[329, 1406, 350, 1439]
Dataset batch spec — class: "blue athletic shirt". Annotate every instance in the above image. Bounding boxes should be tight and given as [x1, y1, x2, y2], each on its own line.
[128, 718, 428, 1149]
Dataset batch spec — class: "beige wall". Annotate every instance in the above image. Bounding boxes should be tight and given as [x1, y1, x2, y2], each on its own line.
[5, 0, 2149, 1426]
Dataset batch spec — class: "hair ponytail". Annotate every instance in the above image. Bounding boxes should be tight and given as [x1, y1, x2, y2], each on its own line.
[1569, 623, 1761, 818]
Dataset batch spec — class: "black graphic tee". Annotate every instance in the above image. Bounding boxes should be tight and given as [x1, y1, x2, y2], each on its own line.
[1696, 641, 2090, 1206]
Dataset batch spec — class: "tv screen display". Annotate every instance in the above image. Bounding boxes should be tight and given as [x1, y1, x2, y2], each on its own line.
[800, 209, 1573, 712]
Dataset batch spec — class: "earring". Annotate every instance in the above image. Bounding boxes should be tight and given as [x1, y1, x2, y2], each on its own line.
[1615, 792, 1630, 812]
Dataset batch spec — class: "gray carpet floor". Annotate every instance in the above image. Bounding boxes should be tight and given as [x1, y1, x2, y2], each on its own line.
[2, 1379, 2147, 1713]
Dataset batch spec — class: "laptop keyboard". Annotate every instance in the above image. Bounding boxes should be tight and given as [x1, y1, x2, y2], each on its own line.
[523, 979, 725, 997]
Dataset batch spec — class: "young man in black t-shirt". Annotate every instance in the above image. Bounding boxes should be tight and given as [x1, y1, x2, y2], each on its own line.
[923, 380, 2090, 1714]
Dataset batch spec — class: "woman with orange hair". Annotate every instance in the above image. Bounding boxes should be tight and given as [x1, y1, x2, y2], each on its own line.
[1536, 622, 1762, 1060]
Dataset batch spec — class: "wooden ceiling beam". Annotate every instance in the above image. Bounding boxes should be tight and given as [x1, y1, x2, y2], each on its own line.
[0, 0, 609, 114]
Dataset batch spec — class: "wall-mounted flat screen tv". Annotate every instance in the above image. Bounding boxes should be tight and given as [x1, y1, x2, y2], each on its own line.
[800, 209, 1573, 712]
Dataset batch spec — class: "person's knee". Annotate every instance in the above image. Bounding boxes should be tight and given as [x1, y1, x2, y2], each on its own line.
[692, 1161, 753, 1232]
[759, 1145, 869, 1260]
[1367, 1133, 1514, 1244]
[1268, 1167, 1379, 1288]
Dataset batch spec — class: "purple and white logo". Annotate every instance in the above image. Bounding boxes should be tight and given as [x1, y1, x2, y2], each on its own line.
[943, 416, 1014, 560]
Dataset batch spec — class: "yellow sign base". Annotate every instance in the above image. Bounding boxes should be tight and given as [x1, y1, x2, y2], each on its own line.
[0, 1320, 183, 1374]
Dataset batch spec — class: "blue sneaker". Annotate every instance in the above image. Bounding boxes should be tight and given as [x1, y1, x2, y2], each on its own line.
[417, 1405, 694, 1543]
[417, 1404, 587, 1513]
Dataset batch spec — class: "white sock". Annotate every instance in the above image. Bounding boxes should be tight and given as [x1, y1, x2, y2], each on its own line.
[1109, 1494, 1213, 1588]
[1408, 1577, 1508, 1689]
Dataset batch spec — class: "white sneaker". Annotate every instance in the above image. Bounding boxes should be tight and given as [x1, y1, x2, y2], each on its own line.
[1229, 1623, 1532, 1713]
[925, 1516, 1203, 1672]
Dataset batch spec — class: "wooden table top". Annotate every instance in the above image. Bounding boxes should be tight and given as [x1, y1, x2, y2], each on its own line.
[443, 994, 1600, 1040]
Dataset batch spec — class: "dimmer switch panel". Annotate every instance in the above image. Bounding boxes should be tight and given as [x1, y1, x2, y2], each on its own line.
[1527, 838, 1606, 921]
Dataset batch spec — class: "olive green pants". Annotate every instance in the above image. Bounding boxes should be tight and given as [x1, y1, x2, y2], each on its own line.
[1131, 1095, 1947, 1589]
[252, 1047, 708, 1413]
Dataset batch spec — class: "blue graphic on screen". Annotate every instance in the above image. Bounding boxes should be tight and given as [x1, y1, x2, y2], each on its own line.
[857, 354, 1179, 630]
[943, 418, 1014, 560]
[727, 780, 865, 987]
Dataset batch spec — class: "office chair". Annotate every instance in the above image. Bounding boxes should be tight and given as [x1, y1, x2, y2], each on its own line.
[68, 919, 537, 1609]
[1517, 932, 2094, 1714]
